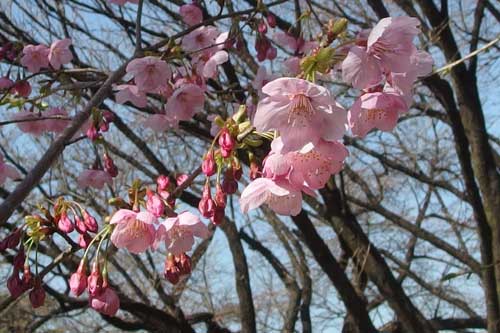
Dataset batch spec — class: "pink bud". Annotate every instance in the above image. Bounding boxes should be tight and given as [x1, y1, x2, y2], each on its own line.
[74, 215, 87, 234]
[146, 189, 165, 217]
[258, 20, 268, 34]
[214, 184, 226, 208]
[99, 121, 109, 132]
[87, 262, 103, 297]
[164, 254, 180, 284]
[104, 154, 118, 177]
[202, 152, 216, 177]
[198, 184, 215, 218]
[7, 270, 25, 299]
[102, 111, 115, 123]
[22, 265, 33, 289]
[218, 128, 235, 154]
[157, 174, 170, 191]
[177, 253, 192, 276]
[176, 173, 189, 186]
[58, 212, 74, 233]
[29, 280, 46, 308]
[211, 206, 225, 225]
[78, 233, 92, 249]
[13, 248, 25, 270]
[70, 261, 87, 296]
[86, 124, 99, 141]
[222, 177, 238, 195]
[11, 81, 31, 97]
[266, 46, 277, 60]
[89, 287, 120, 316]
[5, 228, 22, 249]
[83, 211, 98, 233]
[266, 13, 277, 28]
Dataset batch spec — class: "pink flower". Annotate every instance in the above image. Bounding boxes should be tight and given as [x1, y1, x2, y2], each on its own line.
[20, 44, 49, 73]
[342, 16, 421, 89]
[90, 287, 120, 316]
[164, 84, 205, 122]
[254, 78, 347, 152]
[110, 209, 156, 253]
[240, 177, 302, 216]
[181, 26, 220, 53]
[264, 138, 348, 190]
[83, 210, 98, 233]
[70, 261, 87, 296]
[77, 169, 113, 189]
[0, 154, 21, 185]
[202, 50, 228, 78]
[146, 189, 165, 217]
[349, 91, 408, 137]
[126, 56, 171, 92]
[156, 211, 209, 255]
[115, 84, 147, 108]
[49, 38, 73, 70]
[180, 3, 203, 26]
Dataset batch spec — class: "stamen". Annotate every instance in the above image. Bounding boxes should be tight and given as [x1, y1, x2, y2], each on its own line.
[288, 94, 315, 125]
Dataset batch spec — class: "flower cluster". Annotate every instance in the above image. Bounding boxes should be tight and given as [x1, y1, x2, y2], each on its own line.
[341, 17, 433, 137]
[21, 39, 73, 73]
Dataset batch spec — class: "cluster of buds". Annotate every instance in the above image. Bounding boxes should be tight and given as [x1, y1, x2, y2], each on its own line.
[52, 198, 99, 248]
[70, 260, 120, 316]
[164, 253, 191, 284]
[86, 109, 115, 141]
[254, 12, 277, 62]
[1, 228, 45, 308]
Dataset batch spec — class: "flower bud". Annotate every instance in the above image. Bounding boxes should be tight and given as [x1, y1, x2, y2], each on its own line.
[202, 152, 216, 177]
[29, 280, 46, 308]
[57, 212, 74, 234]
[78, 233, 92, 249]
[176, 173, 189, 186]
[266, 46, 277, 60]
[218, 128, 235, 155]
[87, 262, 103, 297]
[7, 270, 24, 299]
[177, 253, 192, 276]
[90, 287, 120, 316]
[11, 80, 31, 97]
[83, 210, 98, 233]
[258, 19, 268, 34]
[13, 248, 25, 270]
[214, 184, 226, 208]
[5, 228, 22, 249]
[198, 184, 215, 218]
[22, 265, 33, 289]
[86, 124, 99, 141]
[157, 174, 170, 191]
[75, 215, 87, 234]
[103, 153, 118, 177]
[146, 189, 165, 217]
[222, 177, 238, 195]
[266, 13, 277, 28]
[211, 206, 225, 225]
[70, 261, 87, 296]
[164, 254, 180, 284]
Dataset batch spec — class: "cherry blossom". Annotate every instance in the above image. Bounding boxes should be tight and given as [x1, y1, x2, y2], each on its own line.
[181, 26, 220, 54]
[164, 83, 205, 122]
[239, 177, 302, 216]
[89, 287, 120, 316]
[180, 3, 203, 26]
[49, 38, 73, 70]
[77, 169, 113, 189]
[156, 211, 209, 255]
[20, 44, 49, 73]
[110, 209, 157, 253]
[126, 56, 171, 92]
[114, 84, 148, 108]
[349, 91, 408, 137]
[253, 77, 348, 152]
